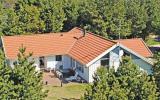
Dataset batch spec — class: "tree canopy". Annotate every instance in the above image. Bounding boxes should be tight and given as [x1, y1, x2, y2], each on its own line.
[0, 0, 160, 39]
[153, 52, 160, 97]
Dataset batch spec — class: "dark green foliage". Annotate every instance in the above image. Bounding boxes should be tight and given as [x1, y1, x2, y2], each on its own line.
[0, 0, 160, 38]
[10, 46, 47, 99]
[82, 56, 158, 100]
[151, 0, 160, 29]
[0, 46, 47, 99]
[153, 52, 160, 97]
[125, 0, 148, 38]
[0, 50, 15, 99]
[0, 0, 65, 35]
[40, 0, 66, 33]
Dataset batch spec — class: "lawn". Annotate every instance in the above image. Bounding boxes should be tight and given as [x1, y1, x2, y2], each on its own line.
[44, 83, 87, 100]
[146, 37, 160, 46]
[146, 34, 160, 46]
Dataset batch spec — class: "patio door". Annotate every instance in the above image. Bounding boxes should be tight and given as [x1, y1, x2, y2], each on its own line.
[39, 57, 45, 68]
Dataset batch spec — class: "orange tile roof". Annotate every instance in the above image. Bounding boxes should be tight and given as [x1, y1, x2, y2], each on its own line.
[115, 38, 153, 57]
[2, 28, 82, 59]
[68, 33, 116, 64]
[2, 27, 151, 65]
[2, 27, 116, 64]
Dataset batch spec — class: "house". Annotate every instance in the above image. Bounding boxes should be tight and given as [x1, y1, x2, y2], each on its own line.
[1, 27, 153, 83]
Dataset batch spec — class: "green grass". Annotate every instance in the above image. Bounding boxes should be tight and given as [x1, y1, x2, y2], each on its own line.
[44, 83, 87, 100]
[146, 38, 160, 46]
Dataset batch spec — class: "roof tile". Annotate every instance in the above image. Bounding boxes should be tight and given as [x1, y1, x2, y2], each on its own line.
[115, 38, 153, 57]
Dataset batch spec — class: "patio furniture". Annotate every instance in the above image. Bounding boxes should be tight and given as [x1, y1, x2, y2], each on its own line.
[65, 72, 78, 82]
[56, 70, 63, 78]
[35, 66, 41, 72]
[44, 67, 51, 72]
[60, 69, 70, 74]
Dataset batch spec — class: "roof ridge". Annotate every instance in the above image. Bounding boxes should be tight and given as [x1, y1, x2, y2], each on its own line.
[2, 27, 82, 38]
[86, 32, 117, 43]
[69, 27, 117, 44]
[67, 29, 117, 54]
[66, 38, 79, 54]
[2, 32, 69, 38]
[115, 38, 141, 41]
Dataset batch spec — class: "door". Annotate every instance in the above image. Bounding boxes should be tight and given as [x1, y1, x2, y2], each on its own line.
[39, 57, 45, 68]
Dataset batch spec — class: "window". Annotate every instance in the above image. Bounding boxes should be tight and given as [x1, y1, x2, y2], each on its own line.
[101, 59, 109, 67]
[56, 55, 62, 61]
[123, 52, 130, 57]
[76, 62, 84, 73]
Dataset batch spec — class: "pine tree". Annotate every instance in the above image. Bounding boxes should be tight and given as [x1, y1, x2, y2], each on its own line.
[153, 52, 160, 97]
[117, 56, 158, 100]
[126, 0, 148, 38]
[151, 0, 160, 30]
[62, 0, 80, 31]
[40, 0, 66, 33]
[82, 67, 127, 100]
[11, 46, 47, 99]
[0, 50, 15, 99]
[107, 0, 132, 38]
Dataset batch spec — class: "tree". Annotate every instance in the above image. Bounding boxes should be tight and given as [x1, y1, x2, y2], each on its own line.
[106, 0, 131, 38]
[126, 0, 148, 38]
[151, 0, 160, 31]
[40, 0, 66, 33]
[0, 50, 15, 99]
[82, 56, 158, 100]
[10, 46, 47, 99]
[117, 56, 157, 100]
[0, 3, 23, 35]
[82, 67, 127, 100]
[62, 0, 80, 31]
[0, 0, 66, 35]
[153, 52, 160, 96]
[14, 1, 45, 34]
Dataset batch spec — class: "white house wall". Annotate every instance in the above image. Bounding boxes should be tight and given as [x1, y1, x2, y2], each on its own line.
[8, 57, 39, 68]
[9, 59, 15, 68]
[109, 47, 120, 71]
[70, 58, 89, 82]
[88, 59, 101, 83]
[45, 55, 71, 70]
[46, 56, 55, 69]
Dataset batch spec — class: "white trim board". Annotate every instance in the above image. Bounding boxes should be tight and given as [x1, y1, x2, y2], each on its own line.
[86, 43, 153, 67]
[86, 44, 118, 67]
[119, 44, 153, 65]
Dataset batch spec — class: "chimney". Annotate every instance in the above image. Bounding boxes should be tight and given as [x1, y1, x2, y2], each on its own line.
[60, 34, 63, 36]
[83, 26, 88, 37]
[83, 28, 86, 37]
